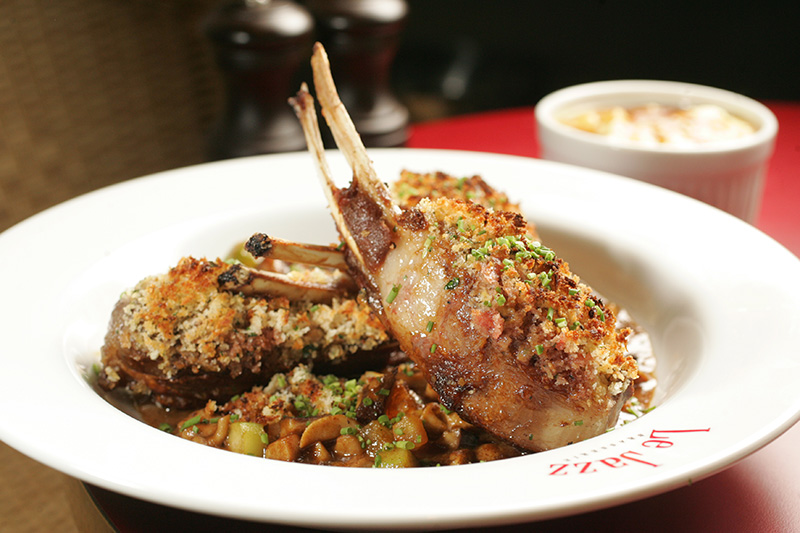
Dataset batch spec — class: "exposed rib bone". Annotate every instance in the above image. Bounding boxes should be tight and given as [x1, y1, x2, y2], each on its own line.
[245, 233, 348, 271]
[290, 83, 370, 272]
[217, 263, 354, 303]
[308, 43, 400, 222]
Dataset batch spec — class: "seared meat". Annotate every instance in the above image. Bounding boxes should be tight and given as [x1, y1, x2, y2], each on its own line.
[291, 43, 638, 452]
[99, 257, 389, 408]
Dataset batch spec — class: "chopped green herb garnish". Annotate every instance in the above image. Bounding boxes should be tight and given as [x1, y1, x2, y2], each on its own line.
[422, 235, 435, 258]
[180, 415, 202, 431]
[426, 321, 434, 332]
[386, 284, 401, 304]
[554, 317, 567, 328]
[444, 277, 460, 290]
[430, 343, 438, 353]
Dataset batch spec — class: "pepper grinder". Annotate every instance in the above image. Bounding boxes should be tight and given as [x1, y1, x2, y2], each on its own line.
[304, 0, 409, 147]
[204, 0, 314, 160]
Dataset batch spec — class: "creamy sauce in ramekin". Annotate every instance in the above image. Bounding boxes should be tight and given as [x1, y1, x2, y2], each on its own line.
[562, 104, 755, 147]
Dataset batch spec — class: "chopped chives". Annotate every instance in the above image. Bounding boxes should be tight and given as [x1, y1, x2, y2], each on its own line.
[426, 321, 434, 332]
[386, 284, 401, 304]
[430, 343, 438, 353]
[180, 415, 202, 431]
[444, 277, 460, 290]
[535, 344, 544, 355]
[422, 235, 435, 257]
[554, 317, 567, 328]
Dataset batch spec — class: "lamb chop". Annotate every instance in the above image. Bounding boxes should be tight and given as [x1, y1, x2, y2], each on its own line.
[290, 43, 638, 452]
[98, 246, 390, 409]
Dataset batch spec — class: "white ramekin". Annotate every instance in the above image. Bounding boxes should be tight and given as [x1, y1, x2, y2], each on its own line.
[535, 80, 778, 223]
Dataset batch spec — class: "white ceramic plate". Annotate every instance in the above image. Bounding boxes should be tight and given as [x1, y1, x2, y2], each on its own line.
[1, 149, 800, 530]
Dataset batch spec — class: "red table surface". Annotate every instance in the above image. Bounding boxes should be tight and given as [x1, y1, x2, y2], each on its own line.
[89, 104, 800, 532]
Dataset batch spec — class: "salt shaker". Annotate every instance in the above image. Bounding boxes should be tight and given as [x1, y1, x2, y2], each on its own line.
[304, 0, 409, 147]
[204, 0, 314, 159]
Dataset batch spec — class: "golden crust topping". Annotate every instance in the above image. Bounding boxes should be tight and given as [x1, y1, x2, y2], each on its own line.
[103, 257, 389, 382]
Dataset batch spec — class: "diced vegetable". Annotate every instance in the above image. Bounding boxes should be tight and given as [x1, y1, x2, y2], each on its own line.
[374, 448, 418, 468]
[225, 421, 267, 456]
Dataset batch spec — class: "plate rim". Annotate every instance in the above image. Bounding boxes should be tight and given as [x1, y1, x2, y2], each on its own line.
[1, 148, 800, 529]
